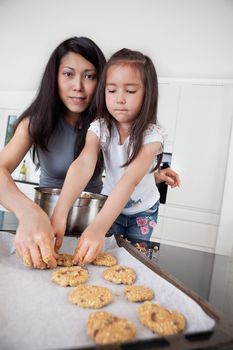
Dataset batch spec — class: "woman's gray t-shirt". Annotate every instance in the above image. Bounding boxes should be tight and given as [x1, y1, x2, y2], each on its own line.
[37, 117, 103, 193]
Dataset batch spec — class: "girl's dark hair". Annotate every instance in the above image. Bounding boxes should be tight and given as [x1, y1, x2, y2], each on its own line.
[95, 48, 162, 171]
[15, 36, 106, 164]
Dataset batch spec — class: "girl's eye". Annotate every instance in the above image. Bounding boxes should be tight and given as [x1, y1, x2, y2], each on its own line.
[127, 90, 136, 94]
[107, 89, 116, 93]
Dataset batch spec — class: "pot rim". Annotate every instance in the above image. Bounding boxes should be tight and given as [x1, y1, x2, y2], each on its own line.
[34, 187, 107, 201]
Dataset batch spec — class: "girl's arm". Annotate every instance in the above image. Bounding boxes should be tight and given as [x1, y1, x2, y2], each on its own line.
[51, 131, 100, 251]
[74, 141, 162, 264]
[0, 118, 57, 269]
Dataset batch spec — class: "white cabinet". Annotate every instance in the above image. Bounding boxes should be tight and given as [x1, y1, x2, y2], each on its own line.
[157, 80, 180, 153]
[215, 87, 233, 255]
[168, 83, 232, 211]
[153, 81, 233, 253]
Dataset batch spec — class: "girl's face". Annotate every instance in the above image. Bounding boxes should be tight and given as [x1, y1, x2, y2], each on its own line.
[105, 63, 144, 128]
[58, 52, 97, 123]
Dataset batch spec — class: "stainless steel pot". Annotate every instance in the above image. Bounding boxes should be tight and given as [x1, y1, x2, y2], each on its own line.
[34, 187, 107, 234]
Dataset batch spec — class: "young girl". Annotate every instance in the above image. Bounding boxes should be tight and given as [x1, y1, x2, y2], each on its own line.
[52, 48, 164, 264]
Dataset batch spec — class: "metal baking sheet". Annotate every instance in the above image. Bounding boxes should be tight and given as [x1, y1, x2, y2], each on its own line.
[0, 232, 224, 350]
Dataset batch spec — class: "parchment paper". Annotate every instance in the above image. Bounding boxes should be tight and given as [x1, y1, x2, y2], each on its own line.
[0, 232, 215, 350]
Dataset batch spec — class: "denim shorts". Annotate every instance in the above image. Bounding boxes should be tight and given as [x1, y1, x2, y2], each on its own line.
[108, 200, 160, 244]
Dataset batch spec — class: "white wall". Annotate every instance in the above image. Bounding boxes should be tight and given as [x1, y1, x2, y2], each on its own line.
[0, 0, 233, 91]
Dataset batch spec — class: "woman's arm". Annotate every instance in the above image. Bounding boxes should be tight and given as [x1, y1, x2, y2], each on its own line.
[154, 168, 180, 188]
[0, 118, 57, 269]
[51, 131, 100, 251]
[74, 141, 162, 264]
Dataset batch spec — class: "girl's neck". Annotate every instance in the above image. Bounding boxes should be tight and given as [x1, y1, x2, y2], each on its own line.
[116, 122, 131, 145]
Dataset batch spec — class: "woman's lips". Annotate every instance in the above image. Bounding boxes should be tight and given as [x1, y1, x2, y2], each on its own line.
[69, 96, 86, 105]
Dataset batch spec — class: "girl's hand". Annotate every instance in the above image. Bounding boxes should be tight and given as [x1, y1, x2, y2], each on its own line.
[15, 205, 57, 269]
[155, 168, 180, 188]
[73, 229, 105, 265]
[50, 213, 67, 254]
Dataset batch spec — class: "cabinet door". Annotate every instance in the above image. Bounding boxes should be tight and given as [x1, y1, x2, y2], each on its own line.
[157, 82, 180, 153]
[167, 84, 232, 213]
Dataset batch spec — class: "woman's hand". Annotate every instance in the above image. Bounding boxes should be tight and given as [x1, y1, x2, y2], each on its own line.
[155, 168, 180, 188]
[73, 229, 105, 265]
[50, 212, 67, 254]
[15, 205, 57, 269]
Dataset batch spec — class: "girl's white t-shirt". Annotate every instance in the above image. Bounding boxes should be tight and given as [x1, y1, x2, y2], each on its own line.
[88, 119, 164, 215]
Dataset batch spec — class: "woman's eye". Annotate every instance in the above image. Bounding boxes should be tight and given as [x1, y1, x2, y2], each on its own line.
[107, 89, 116, 93]
[127, 90, 136, 94]
[63, 71, 72, 77]
[84, 73, 96, 80]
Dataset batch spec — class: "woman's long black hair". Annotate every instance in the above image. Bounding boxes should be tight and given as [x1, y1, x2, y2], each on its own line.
[15, 36, 106, 164]
[95, 48, 162, 171]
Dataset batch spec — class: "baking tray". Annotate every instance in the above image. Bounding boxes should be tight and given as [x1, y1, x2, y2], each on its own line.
[1, 232, 233, 350]
[89, 235, 233, 350]
[38, 235, 233, 350]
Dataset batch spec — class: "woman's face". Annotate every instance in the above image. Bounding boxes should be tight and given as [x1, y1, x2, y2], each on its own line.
[58, 52, 97, 122]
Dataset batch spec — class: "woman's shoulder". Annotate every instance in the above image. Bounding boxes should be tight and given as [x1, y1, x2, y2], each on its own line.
[15, 116, 30, 133]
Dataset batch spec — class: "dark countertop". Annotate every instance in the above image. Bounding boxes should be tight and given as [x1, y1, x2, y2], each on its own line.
[1, 210, 233, 349]
[152, 243, 233, 323]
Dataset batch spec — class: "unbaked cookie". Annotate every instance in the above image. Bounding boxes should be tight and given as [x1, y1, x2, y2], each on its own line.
[69, 285, 113, 308]
[56, 253, 77, 267]
[52, 266, 88, 287]
[124, 285, 154, 302]
[138, 301, 186, 336]
[87, 311, 136, 344]
[102, 265, 136, 285]
[92, 252, 117, 267]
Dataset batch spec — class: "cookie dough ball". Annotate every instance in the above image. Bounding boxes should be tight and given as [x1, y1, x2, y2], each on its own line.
[138, 301, 186, 336]
[56, 253, 77, 267]
[102, 265, 136, 285]
[52, 266, 88, 287]
[92, 252, 117, 267]
[69, 285, 113, 308]
[87, 311, 136, 344]
[124, 285, 154, 302]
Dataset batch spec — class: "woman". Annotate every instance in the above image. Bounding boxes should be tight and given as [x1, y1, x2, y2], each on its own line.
[0, 37, 180, 269]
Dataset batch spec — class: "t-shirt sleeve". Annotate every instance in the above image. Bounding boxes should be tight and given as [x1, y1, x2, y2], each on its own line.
[143, 124, 165, 153]
[88, 119, 101, 139]
[88, 118, 110, 151]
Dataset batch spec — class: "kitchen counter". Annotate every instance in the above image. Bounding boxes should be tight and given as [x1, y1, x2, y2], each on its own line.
[152, 243, 233, 324]
[1, 210, 233, 349]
